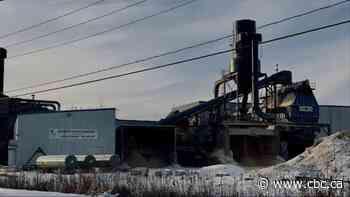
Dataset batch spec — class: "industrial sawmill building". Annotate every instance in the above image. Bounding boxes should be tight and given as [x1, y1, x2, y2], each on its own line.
[8, 108, 176, 169]
[6, 103, 350, 169]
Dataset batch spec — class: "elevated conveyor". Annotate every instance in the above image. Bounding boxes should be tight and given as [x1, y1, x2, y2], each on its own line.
[160, 71, 292, 125]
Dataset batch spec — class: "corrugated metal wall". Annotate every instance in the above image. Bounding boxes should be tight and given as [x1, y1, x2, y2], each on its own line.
[319, 105, 350, 132]
[13, 108, 116, 168]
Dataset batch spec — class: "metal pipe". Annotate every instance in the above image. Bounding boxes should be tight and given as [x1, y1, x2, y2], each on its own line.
[40, 103, 57, 111]
[0, 48, 7, 96]
[12, 98, 61, 111]
[251, 40, 274, 121]
[214, 73, 236, 98]
[261, 73, 268, 113]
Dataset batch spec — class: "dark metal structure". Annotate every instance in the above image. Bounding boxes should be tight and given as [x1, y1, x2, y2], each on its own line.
[160, 19, 329, 166]
[0, 48, 61, 165]
[115, 120, 176, 168]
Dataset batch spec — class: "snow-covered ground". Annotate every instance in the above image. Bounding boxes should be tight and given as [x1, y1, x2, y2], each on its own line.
[0, 188, 86, 197]
[199, 164, 245, 177]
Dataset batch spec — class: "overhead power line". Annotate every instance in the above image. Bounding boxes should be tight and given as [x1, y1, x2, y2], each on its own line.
[11, 19, 350, 97]
[6, 37, 229, 93]
[6, 0, 348, 93]
[8, 0, 199, 59]
[4, 0, 147, 48]
[261, 19, 350, 45]
[0, 0, 105, 40]
[257, 0, 350, 29]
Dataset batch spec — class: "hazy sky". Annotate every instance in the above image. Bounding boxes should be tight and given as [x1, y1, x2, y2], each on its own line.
[0, 0, 349, 120]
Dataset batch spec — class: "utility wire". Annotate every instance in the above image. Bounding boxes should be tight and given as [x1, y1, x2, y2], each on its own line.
[257, 0, 350, 29]
[261, 19, 350, 45]
[4, 0, 147, 48]
[6, 0, 348, 93]
[0, 0, 105, 40]
[11, 19, 350, 97]
[6, 37, 229, 93]
[7, 0, 199, 59]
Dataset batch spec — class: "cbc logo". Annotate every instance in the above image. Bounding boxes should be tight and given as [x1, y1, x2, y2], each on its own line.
[257, 177, 269, 190]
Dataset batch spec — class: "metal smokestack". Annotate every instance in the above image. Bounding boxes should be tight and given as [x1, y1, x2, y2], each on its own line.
[233, 19, 257, 94]
[233, 20, 261, 116]
[232, 19, 273, 121]
[0, 48, 6, 96]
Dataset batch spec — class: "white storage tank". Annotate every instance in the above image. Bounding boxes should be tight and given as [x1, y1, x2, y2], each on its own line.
[36, 155, 78, 170]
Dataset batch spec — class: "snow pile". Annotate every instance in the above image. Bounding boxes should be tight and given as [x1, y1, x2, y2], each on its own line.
[199, 164, 244, 177]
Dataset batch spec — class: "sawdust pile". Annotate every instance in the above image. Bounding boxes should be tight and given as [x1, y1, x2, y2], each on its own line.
[259, 131, 350, 179]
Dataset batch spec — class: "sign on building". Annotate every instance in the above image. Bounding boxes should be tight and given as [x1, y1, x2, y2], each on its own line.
[49, 129, 98, 140]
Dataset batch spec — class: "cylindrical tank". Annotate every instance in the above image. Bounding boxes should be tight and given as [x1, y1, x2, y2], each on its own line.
[36, 155, 78, 170]
[94, 154, 120, 167]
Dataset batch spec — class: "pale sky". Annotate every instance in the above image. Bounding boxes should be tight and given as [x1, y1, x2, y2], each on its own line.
[0, 0, 349, 120]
